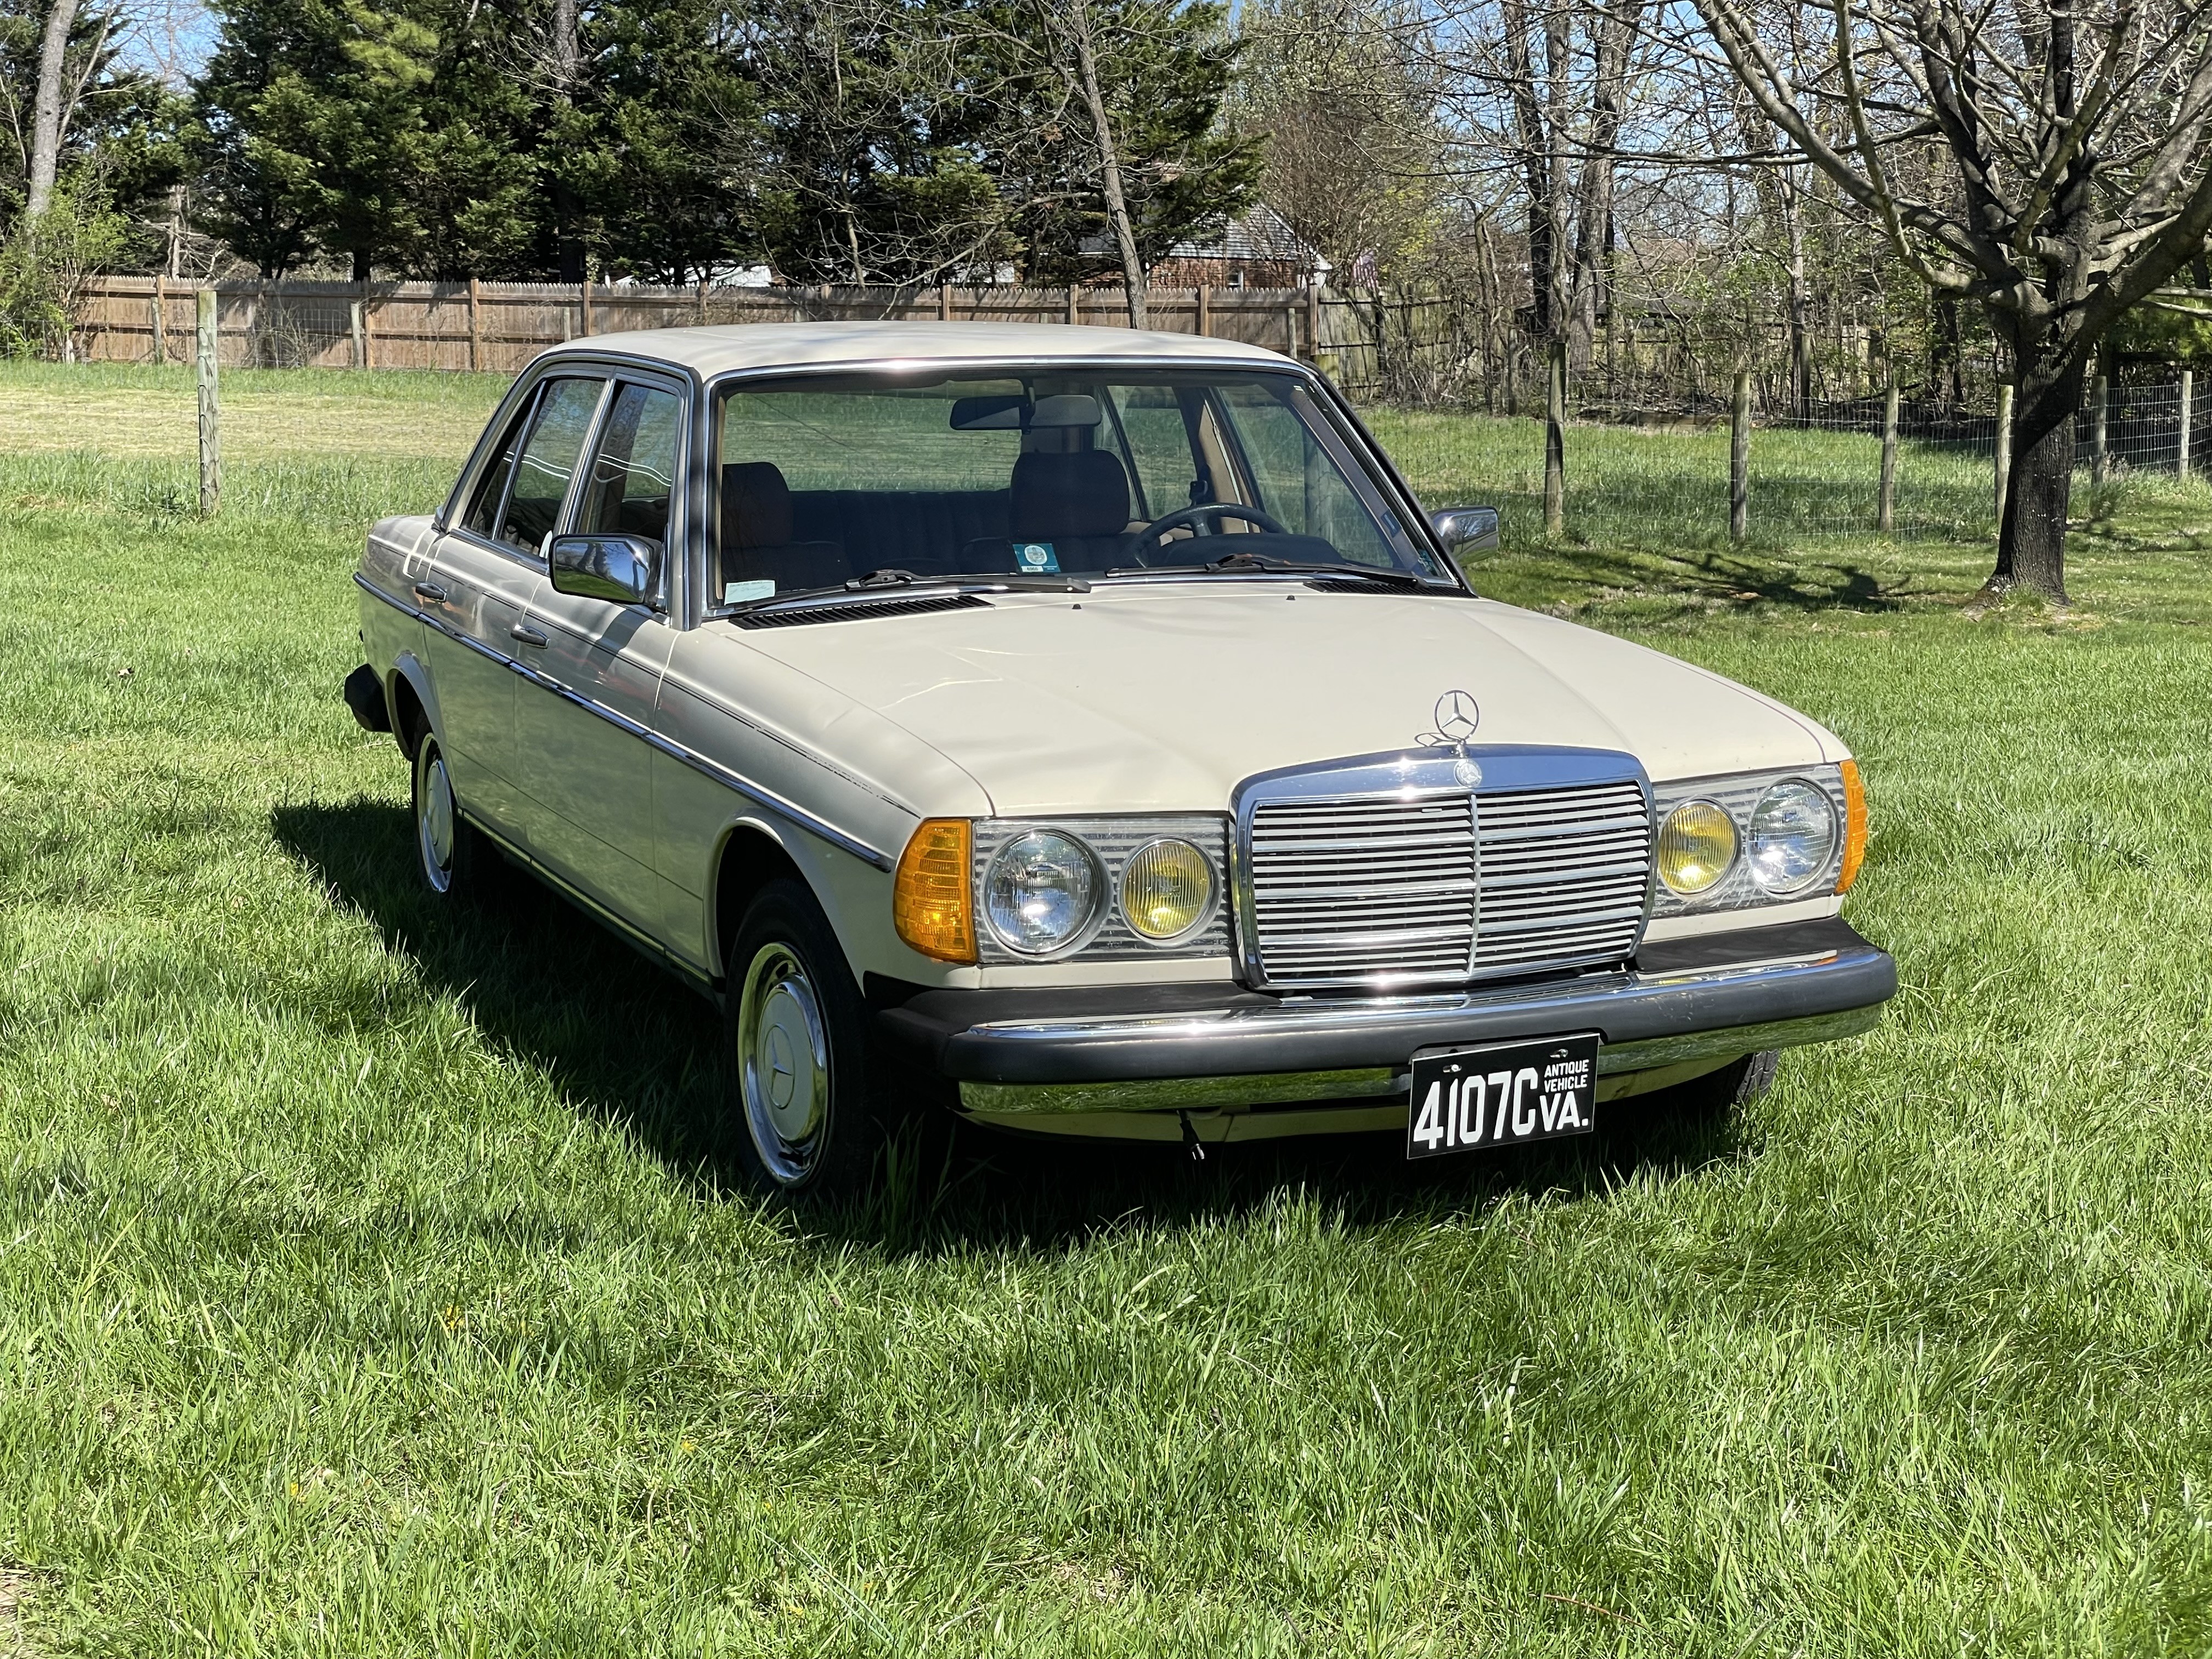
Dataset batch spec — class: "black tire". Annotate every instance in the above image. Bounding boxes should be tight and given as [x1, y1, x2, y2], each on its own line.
[410, 732, 488, 899]
[725, 878, 889, 1198]
[1649, 1049, 1780, 1119]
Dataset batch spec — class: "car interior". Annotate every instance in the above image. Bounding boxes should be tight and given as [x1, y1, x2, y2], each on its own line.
[713, 376, 1376, 603]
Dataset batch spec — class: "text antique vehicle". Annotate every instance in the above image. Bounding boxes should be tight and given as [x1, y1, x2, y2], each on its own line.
[345, 322, 1895, 1194]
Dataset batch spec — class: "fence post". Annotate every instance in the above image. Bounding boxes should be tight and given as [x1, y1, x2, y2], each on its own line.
[151, 275, 166, 366]
[1878, 382, 1898, 534]
[938, 284, 952, 322]
[2181, 368, 2195, 479]
[696, 277, 709, 325]
[1995, 382, 2015, 524]
[1195, 284, 1210, 338]
[348, 299, 364, 368]
[1067, 286, 1079, 327]
[2090, 366, 2109, 484]
[467, 278, 482, 371]
[196, 288, 220, 516]
[580, 273, 594, 337]
[1307, 285, 1321, 360]
[1544, 338, 1567, 537]
[1730, 368, 1750, 543]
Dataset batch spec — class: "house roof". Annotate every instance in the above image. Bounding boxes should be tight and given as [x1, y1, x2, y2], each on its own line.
[1166, 203, 1331, 272]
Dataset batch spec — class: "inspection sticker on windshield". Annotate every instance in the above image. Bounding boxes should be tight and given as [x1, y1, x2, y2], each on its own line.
[1013, 541, 1060, 574]
[1405, 1034, 1599, 1159]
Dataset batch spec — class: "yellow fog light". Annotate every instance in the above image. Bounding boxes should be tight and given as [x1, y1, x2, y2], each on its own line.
[1657, 800, 1737, 896]
[893, 819, 976, 962]
[1119, 838, 1216, 941]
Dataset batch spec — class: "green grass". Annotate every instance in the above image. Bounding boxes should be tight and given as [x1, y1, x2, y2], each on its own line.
[6, 362, 2212, 1654]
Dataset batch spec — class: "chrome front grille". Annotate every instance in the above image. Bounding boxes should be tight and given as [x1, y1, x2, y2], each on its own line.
[1240, 763, 1651, 989]
[1471, 780, 1651, 970]
[1248, 795, 1478, 982]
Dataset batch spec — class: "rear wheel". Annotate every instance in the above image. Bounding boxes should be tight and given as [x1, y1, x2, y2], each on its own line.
[727, 879, 888, 1198]
[411, 732, 487, 898]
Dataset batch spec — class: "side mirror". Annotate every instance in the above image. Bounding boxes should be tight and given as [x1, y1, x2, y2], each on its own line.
[1429, 506, 1500, 560]
[549, 533, 659, 607]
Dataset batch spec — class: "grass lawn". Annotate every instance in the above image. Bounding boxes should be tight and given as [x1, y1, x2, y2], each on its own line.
[4, 361, 2212, 1655]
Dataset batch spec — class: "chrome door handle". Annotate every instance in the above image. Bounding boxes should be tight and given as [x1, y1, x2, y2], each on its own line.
[510, 624, 549, 648]
[411, 581, 447, 605]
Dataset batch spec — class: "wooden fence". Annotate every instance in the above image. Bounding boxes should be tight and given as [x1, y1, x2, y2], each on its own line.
[72, 276, 1350, 376]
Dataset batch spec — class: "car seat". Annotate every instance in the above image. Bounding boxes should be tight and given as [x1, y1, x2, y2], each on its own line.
[960, 450, 1137, 575]
[720, 462, 850, 598]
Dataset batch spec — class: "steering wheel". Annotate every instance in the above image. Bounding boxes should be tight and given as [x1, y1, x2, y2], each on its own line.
[1127, 501, 1290, 564]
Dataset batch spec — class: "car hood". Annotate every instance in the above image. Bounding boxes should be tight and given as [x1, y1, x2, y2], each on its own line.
[722, 585, 1841, 816]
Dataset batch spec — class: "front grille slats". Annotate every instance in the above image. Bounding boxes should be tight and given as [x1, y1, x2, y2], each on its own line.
[1245, 775, 1650, 988]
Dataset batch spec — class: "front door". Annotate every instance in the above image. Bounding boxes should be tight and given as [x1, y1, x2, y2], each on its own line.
[513, 378, 685, 929]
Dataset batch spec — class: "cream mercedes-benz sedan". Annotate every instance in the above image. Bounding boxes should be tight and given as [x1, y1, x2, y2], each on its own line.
[345, 321, 1894, 1195]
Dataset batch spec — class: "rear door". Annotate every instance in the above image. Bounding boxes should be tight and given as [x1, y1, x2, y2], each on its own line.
[417, 384, 560, 841]
[512, 375, 685, 929]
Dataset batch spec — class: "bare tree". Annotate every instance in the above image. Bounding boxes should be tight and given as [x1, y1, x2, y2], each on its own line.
[26, 0, 84, 218]
[1690, 0, 2212, 601]
[1035, 0, 1149, 325]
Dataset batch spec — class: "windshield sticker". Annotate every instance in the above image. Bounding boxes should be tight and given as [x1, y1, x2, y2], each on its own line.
[724, 579, 776, 603]
[1014, 541, 1060, 574]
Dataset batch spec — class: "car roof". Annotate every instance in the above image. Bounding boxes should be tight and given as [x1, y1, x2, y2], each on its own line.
[533, 319, 1297, 380]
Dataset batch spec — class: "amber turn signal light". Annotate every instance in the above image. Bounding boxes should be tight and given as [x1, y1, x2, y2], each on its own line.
[894, 819, 977, 962]
[1837, 759, 1868, 894]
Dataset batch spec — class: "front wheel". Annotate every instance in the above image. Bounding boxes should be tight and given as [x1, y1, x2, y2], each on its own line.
[727, 879, 888, 1198]
[1651, 1049, 1780, 1119]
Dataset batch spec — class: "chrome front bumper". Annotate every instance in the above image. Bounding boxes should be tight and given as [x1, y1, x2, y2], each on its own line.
[873, 917, 1895, 1116]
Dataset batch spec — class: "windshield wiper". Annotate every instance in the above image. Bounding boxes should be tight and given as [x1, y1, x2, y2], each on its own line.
[727, 570, 1091, 613]
[1104, 551, 1437, 590]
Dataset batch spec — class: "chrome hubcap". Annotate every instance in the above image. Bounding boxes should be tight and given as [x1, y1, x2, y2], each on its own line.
[738, 942, 830, 1185]
[417, 747, 456, 894]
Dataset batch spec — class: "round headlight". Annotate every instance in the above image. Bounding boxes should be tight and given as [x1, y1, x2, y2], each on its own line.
[1119, 839, 1216, 941]
[1657, 800, 1737, 895]
[984, 830, 1104, 954]
[1748, 781, 1838, 894]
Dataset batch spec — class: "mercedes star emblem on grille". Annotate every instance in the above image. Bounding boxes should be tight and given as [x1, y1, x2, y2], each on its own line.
[1419, 690, 1483, 784]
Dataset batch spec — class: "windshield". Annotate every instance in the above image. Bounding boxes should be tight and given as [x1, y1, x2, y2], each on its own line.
[708, 367, 1443, 608]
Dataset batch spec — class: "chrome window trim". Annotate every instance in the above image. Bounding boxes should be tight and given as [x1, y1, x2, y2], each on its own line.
[356, 572, 896, 871]
[1229, 745, 1655, 992]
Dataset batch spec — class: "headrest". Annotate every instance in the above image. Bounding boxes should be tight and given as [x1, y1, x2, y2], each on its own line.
[722, 461, 793, 548]
[1010, 450, 1130, 540]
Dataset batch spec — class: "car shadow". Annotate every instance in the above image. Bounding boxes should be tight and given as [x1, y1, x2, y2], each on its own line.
[272, 797, 1759, 1256]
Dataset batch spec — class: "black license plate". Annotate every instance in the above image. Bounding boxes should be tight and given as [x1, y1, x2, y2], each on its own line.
[1406, 1033, 1600, 1159]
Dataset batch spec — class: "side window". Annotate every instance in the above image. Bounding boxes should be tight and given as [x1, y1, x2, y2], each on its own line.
[576, 383, 682, 548]
[1108, 386, 1204, 519]
[1216, 385, 1396, 566]
[461, 392, 536, 538]
[498, 377, 605, 552]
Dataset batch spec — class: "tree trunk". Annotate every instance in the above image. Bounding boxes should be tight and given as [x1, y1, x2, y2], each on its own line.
[1499, 0, 1553, 342]
[26, 0, 81, 220]
[551, 0, 585, 284]
[1061, 0, 1145, 328]
[1569, 0, 1642, 378]
[1989, 337, 2085, 602]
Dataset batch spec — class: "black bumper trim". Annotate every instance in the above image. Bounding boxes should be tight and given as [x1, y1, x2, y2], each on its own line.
[873, 917, 1895, 1085]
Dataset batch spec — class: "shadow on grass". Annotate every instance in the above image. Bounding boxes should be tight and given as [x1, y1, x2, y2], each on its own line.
[1484, 535, 1924, 615]
[273, 797, 1756, 1255]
